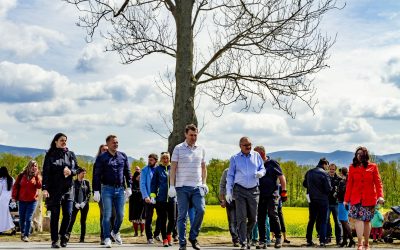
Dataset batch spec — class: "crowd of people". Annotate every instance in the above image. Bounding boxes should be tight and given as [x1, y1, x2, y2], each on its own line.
[0, 125, 386, 250]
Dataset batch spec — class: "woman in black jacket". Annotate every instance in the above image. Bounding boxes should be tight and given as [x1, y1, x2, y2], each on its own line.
[42, 133, 78, 248]
[66, 168, 91, 242]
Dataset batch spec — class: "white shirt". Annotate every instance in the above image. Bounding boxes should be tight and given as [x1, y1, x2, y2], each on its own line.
[171, 141, 205, 187]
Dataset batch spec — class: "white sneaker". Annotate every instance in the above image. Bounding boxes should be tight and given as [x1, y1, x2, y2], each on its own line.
[111, 231, 122, 245]
[104, 238, 112, 248]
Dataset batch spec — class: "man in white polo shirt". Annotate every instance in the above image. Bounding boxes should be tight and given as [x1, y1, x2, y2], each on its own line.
[168, 124, 208, 250]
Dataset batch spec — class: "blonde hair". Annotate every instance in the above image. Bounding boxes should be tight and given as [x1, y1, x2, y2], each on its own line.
[22, 160, 40, 179]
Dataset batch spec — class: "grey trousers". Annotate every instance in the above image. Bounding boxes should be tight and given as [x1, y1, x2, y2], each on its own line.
[233, 184, 259, 245]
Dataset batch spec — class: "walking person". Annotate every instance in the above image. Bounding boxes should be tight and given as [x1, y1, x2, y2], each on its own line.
[67, 168, 91, 243]
[303, 158, 331, 247]
[277, 185, 290, 244]
[253, 145, 287, 249]
[337, 167, 355, 248]
[42, 133, 78, 248]
[327, 163, 343, 245]
[219, 168, 239, 247]
[151, 152, 177, 247]
[94, 144, 116, 245]
[11, 160, 42, 242]
[93, 135, 132, 248]
[344, 146, 384, 250]
[168, 124, 208, 250]
[226, 137, 265, 250]
[129, 170, 145, 237]
[0, 166, 15, 234]
[140, 153, 159, 244]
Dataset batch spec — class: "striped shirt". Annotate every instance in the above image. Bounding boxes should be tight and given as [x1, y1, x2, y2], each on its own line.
[171, 141, 205, 187]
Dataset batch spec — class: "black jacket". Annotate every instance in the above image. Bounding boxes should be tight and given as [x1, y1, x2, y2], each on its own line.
[259, 157, 283, 197]
[73, 179, 91, 204]
[303, 166, 331, 201]
[328, 173, 341, 205]
[42, 148, 78, 204]
[337, 177, 347, 203]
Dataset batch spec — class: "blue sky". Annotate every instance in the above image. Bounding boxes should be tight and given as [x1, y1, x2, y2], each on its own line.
[1, 0, 400, 160]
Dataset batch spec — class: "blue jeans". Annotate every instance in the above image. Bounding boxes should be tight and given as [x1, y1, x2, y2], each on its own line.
[18, 201, 37, 237]
[101, 185, 125, 239]
[252, 217, 270, 242]
[176, 186, 205, 247]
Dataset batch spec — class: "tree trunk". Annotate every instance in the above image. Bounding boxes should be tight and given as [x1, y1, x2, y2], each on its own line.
[168, 0, 197, 154]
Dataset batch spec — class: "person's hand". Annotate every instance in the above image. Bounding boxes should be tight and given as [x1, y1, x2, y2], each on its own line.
[280, 190, 288, 202]
[201, 184, 209, 195]
[220, 200, 226, 208]
[9, 201, 17, 209]
[63, 167, 71, 177]
[75, 203, 80, 209]
[93, 191, 101, 202]
[168, 186, 176, 198]
[255, 171, 264, 178]
[377, 197, 385, 204]
[80, 202, 86, 208]
[225, 193, 233, 204]
[144, 197, 151, 204]
[43, 190, 50, 198]
[125, 188, 132, 198]
[150, 197, 156, 204]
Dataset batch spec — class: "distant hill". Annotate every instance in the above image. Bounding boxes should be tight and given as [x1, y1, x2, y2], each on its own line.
[0, 144, 136, 164]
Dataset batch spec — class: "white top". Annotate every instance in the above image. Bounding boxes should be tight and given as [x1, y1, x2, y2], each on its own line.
[171, 141, 206, 187]
[0, 177, 15, 232]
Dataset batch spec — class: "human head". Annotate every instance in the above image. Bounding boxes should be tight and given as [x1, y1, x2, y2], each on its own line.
[24, 160, 39, 176]
[239, 137, 252, 155]
[353, 146, 370, 168]
[185, 124, 198, 146]
[328, 163, 337, 176]
[148, 153, 158, 167]
[254, 145, 266, 159]
[339, 167, 348, 177]
[77, 168, 86, 179]
[96, 144, 108, 157]
[49, 133, 67, 152]
[317, 158, 329, 169]
[0, 166, 12, 191]
[160, 152, 170, 165]
[135, 166, 141, 172]
[106, 135, 118, 153]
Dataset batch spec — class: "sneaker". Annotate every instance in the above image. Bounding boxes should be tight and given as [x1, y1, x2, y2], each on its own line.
[111, 231, 122, 245]
[174, 235, 179, 242]
[104, 238, 112, 248]
[163, 239, 169, 247]
[155, 235, 161, 242]
[51, 241, 60, 248]
[247, 243, 251, 249]
[189, 238, 201, 250]
[167, 234, 173, 246]
[60, 236, 68, 248]
[256, 242, 267, 249]
[251, 240, 257, 246]
[306, 241, 315, 247]
[147, 239, 154, 244]
[240, 244, 246, 250]
[179, 246, 187, 250]
[22, 236, 29, 242]
[274, 238, 282, 248]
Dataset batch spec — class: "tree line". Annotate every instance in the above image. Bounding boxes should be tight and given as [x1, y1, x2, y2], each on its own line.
[1, 153, 399, 207]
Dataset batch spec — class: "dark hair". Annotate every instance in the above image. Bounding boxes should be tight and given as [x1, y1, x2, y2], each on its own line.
[353, 146, 370, 168]
[185, 124, 198, 134]
[106, 135, 117, 142]
[148, 153, 158, 161]
[48, 132, 67, 154]
[76, 167, 86, 175]
[0, 166, 13, 191]
[340, 167, 348, 176]
[317, 157, 329, 168]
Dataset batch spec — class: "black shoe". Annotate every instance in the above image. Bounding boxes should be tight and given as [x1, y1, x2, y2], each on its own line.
[340, 241, 347, 247]
[306, 241, 315, 247]
[274, 238, 282, 248]
[189, 238, 201, 250]
[283, 239, 290, 244]
[51, 241, 61, 248]
[347, 239, 355, 248]
[233, 241, 240, 247]
[60, 236, 68, 248]
[79, 238, 85, 243]
[240, 244, 246, 250]
[319, 243, 326, 248]
[179, 245, 187, 250]
[100, 239, 105, 245]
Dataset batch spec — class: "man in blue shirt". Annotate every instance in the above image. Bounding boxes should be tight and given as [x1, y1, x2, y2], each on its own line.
[93, 135, 132, 248]
[226, 137, 265, 250]
[140, 153, 159, 244]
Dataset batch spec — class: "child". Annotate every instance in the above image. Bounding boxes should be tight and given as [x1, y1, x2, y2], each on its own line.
[371, 205, 384, 243]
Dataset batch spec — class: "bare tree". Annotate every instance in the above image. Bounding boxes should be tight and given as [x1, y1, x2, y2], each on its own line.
[65, 0, 338, 153]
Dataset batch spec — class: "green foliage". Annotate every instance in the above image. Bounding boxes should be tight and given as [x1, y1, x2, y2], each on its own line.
[131, 157, 146, 169]
[206, 159, 229, 204]
[0, 153, 32, 176]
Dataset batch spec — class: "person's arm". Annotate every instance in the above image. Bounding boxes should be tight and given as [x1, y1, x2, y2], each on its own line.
[303, 171, 308, 189]
[86, 180, 91, 203]
[69, 151, 78, 176]
[344, 166, 353, 204]
[373, 164, 384, 199]
[150, 167, 159, 198]
[92, 156, 102, 192]
[278, 175, 287, 191]
[170, 161, 177, 186]
[140, 168, 149, 199]
[123, 153, 132, 189]
[219, 169, 228, 207]
[11, 174, 22, 201]
[256, 154, 266, 177]
[226, 156, 236, 196]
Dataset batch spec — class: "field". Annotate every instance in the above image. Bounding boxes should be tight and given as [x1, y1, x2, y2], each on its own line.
[69, 204, 310, 237]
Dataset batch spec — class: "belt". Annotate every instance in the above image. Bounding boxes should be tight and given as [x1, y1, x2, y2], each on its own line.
[234, 183, 258, 190]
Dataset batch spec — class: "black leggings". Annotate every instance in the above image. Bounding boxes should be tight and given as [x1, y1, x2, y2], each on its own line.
[155, 201, 176, 240]
[67, 203, 89, 240]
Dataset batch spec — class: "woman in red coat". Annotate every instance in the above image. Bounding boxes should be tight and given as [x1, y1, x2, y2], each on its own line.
[344, 146, 384, 250]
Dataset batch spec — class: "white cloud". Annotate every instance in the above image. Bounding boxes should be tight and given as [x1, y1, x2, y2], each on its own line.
[0, 129, 8, 143]
[0, 0, 16, 18]
[75, 43, 106, 73]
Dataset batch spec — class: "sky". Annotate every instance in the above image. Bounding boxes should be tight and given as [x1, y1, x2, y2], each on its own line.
[1, 0, 400, 161]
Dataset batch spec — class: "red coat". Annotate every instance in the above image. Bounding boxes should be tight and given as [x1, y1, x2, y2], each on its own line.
[12, 174, 42, 202]
[344, 162, 383, 207]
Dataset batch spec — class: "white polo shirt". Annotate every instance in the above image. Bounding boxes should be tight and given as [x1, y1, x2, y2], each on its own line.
[171, 141, 206, 187]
